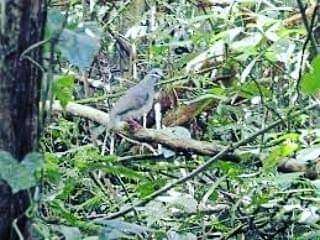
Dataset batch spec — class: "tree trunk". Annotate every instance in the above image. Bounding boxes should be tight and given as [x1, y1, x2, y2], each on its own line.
[0, 1, 46, 239]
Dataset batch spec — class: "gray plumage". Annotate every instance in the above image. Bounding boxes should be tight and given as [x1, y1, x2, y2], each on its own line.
[108, 69, 163, 130]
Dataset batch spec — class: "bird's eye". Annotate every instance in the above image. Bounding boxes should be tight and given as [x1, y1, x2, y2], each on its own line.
[148, 69, 163, 79]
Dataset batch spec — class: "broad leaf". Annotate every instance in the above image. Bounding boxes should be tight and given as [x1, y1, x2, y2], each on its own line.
[301, 55, 320, 95]
[157, 191, 198, 213]
[46, 10, 101, 70]
[58, 26, 101, 71]
[144, 201, 168, 226]
[0, 151, 38, 193]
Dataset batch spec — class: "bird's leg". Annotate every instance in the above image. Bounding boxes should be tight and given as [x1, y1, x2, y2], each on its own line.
[154, 103, 162, 154]
[110, 133, 115, 155]
[143, 113, 147, 128]
[140, 113, 148, 153]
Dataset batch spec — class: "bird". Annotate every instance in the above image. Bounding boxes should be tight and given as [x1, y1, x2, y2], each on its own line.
[108, 68, 163, 131]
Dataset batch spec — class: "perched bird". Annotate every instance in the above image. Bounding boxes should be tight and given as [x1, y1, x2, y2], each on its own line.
[108, 69, 163, 131]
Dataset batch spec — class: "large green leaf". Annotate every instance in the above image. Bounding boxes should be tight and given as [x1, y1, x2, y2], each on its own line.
[46, 10, 101, 71]
[58, 25, 101, 71]
[301, 55, 320, 95]
[0, 151, 43, 193]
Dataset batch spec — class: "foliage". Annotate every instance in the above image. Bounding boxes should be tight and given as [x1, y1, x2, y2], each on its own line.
[53, 74, 75, 107]
[27, 0, 320, 239]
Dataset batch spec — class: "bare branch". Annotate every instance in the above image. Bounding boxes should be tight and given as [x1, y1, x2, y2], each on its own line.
[51, 101, 234, 158]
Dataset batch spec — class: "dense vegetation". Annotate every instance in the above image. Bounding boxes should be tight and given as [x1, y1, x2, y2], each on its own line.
[2, 0, 320, 239]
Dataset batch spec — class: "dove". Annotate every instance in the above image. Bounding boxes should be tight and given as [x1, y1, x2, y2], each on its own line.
[108, 69, 163, 130]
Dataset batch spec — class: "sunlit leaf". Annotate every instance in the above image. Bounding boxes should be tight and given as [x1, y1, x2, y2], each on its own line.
[53, 75, 75, 107]
[301, 55, 320, 95]
[157, 192, 198, 213]
[167, 231, 197, 240]
[263, 141, 299, 171]
[144, 201, 168, 226]
[296, 146, 320, 162]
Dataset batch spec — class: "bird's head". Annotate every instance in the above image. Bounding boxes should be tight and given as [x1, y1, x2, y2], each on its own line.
[145, 68, 164, 85]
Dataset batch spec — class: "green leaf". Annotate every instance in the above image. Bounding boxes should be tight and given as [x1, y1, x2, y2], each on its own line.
[44, 153, 61, 183]
[263, 141, 299, 171]
[53, 75, 75, 107]
[301, 55, 320, 95]
[211, 161, 243, 178]
[240, 82, 271, 98]
[102, 166, 145, 180]
[136, 178, 166, 198]
[0, 151, 37, 193]
[136, 181, 155, 198]
[209, 191, 218, 202]
[0, 150, 17, 165]
[58, 25, 101, 71]
[22, 152, 43, 175]
[14, 172, 35, 192]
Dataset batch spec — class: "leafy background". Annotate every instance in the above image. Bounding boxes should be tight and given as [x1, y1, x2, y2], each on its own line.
[6, 0, 319, 239]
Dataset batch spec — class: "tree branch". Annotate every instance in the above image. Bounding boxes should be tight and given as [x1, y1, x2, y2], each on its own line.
[51, 101, 235, 159]
[102, 102, 319, 219]
[52, 100, 319, 219]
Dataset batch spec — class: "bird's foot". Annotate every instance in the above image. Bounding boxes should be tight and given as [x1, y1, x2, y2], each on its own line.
[126, 119, 143, 132]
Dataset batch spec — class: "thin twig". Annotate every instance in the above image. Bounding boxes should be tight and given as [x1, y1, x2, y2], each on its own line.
[296, 1, 318, 55]
[295, 2, 319, 100]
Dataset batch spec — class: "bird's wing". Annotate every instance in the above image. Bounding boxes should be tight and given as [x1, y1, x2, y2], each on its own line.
[113, 88, 150, 117]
